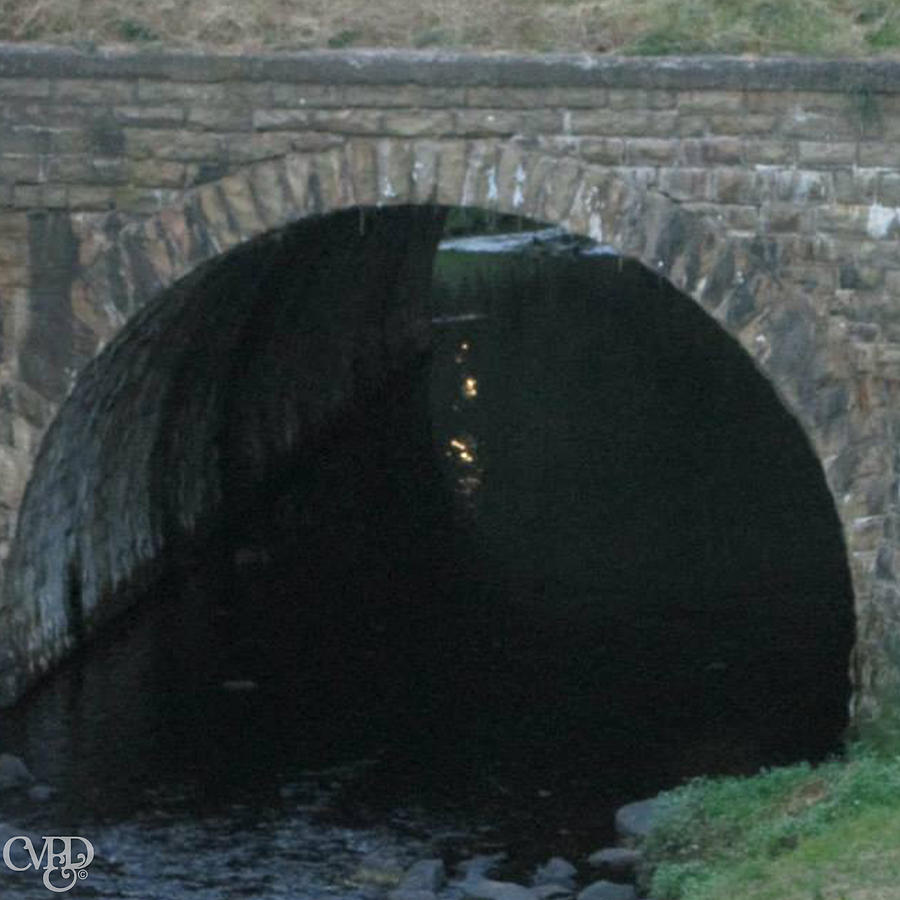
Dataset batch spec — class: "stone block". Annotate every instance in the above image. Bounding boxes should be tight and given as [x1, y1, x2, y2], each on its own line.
[54, 79, 135, 104]
[744, 140, 794, 165]
[682, 137, 742, 165]
[270, 82, 343, 107]
[187, 107, 253, 130]
[344, 84, 465, 107]
[707, 113, 778, 135]
[797, 141, 857, 166]
[252, 108, 312, 131]
[626, 138, 678, 165]
[125, 128, 225, 162]
[677, 90, 745, 114]
[711, 168, 757, 205]
[468, 86, 607, 109]
[578, 138, 625, 165]
[113, 106, 185, 127]
[382, 110, 456, 137]
[311, 109, 383, 134]
[0, 78, 49, 98]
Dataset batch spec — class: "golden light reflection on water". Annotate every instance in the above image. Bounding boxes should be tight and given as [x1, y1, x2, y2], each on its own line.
[447, 338, 483, 503]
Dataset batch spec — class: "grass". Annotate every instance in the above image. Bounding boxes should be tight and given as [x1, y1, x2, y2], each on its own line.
[640, 745, 900, 900]
[1, 0, 900, 56]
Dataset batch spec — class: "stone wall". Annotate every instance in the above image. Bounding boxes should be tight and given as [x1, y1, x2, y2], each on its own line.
[0, 45, 899, 725]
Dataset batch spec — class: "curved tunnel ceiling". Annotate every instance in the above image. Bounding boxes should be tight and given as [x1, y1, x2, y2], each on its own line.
[0, 205, 447, 703]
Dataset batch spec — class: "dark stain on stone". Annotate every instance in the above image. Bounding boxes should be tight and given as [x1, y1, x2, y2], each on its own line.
[749, 236, 779, 274]
[0, 384, 14, 446]
[701, 244, 735, 311]
[218, 183, 243, 242]
[87, 114, 126, 157]
[192, 161, 230, 187]
[103, 245, 133, 318]
[122, 231, 162, 303]
[724, 279, 757, 329]
[20, 211, 79, 401]
[877, 545, 896, 582]
[307, 171, 324, 215]
[65, 556, 86, 646]
[184, 195, 218, 264]
[653, 207, 689, 269]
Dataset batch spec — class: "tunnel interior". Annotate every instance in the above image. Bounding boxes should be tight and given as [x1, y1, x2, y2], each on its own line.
[4, 204, 855, 868]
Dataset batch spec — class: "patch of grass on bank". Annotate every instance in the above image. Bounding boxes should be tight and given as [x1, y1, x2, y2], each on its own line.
[1, 0, 900, 56]
[641, 746, 900, 900]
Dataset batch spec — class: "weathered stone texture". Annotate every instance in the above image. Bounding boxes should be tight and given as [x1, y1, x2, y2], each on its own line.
[0, 46, 897, 729]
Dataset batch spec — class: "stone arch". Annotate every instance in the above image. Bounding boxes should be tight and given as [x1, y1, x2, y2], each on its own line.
[0, 138, 866, 720]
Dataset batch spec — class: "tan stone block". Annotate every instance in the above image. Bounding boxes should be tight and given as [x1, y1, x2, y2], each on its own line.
[706, 113, 776, 136]
[125, 128, 224, 161]
[139, 220, 176, 287]
[382, 111, 455, 138]
[677, 90, 745, 114]
[156, 207, 192, 271]
[459, 140, 500, 210]
[816, 204, 871, 236]
[196, 182, 242, 252]
[410, 141, 441, 204]
[659, 167, 710, 202]
[248, 161, 293, 229]
[187, 107, 252, 130]
[343, 141, 378, 207]
[252, 108, 313, 131]
[219, 172, 267, 240]
[514, 154, 559, 221]
[67, 185, 116, 210]
[468, 86, 607, 109]
[608, 89, 648, 109]
[538, 157, 583, 224]
[577, 137, 625, 166]
[375, 140, 413, 206]
[344, 85, 466, 107]
[798, 141, 857, 166]
[494, 143, 531, 215]
[113, 106, 184, 126]
[682, 137, 742, 165]
[311, 110, 383, 134]
[568, 109, 654, 136]
[128, 159, 187, 188]
[761, 202, 811, 233]
[779, 110, 857, 140]
[1, 156, 42, 182]
[270, 83, 343, 107]
[312, 148, 356, 213]
[711, 168, 758, 205]
[744, 140, 795, 165]
[747, 90, 850, 114]
[54, 79, 135, 104]
[858, 143, 899, 167]
[626, 138, 678, 166]
[0, 79, 50, 98]
[674, 115, 708, 138]
[225, 132, 294, 164]
[433, 140, 468, 208]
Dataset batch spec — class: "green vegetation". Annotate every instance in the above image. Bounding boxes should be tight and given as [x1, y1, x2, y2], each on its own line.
[2, 0, 900, 56]
[640, 745, 900, 900]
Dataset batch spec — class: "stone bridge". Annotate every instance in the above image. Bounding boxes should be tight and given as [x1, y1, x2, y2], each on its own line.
[0, 43, 899, 730]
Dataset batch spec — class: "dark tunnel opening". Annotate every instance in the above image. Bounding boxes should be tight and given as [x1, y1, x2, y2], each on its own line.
[3, 205, 855, 883]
